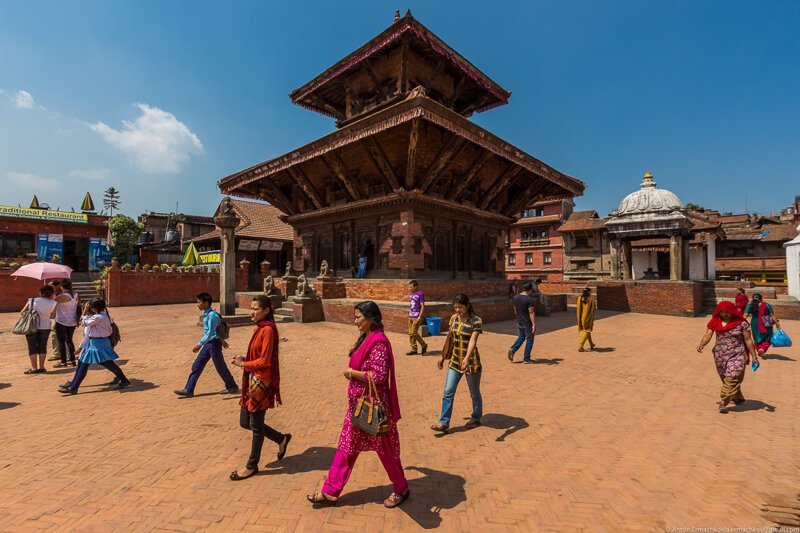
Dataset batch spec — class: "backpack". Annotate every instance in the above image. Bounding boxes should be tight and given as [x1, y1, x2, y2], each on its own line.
[13, 298, 39, 336]
[215, 312, 230, 341]
[106, 308, 122, 347]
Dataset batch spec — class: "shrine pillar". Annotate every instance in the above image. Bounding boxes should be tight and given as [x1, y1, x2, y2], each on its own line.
[216, 198, 240, 316]
[669, 234, 683, 281]
[609, 239, 621, 280]
[621, 240, 633, 280]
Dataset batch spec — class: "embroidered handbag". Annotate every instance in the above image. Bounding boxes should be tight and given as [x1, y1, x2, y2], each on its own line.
[13, 298, 39, 336]
[350, 373, 389, 436]
[762, 313, 775, 328]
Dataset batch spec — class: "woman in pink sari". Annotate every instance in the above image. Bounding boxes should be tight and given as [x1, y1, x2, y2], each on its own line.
[307, 301, 409, 508]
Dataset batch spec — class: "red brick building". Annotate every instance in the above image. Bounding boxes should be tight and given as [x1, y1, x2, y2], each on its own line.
[505, 198, 572, 281]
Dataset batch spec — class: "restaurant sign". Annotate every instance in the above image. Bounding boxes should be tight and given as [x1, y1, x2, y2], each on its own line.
[0, 206, 89, 224]
[198, 250, 221, 265]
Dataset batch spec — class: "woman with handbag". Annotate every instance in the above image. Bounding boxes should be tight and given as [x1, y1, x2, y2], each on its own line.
[229, 295, 291, 481]
[18, 285, 58, 374]
[743, 293, 781, 356]
[53, 280, 80, 368]
[58, 298, 130, 395]
[307, 301, 409, 508]
[431, 293, 483, 434]
[697, 301, 758, 413]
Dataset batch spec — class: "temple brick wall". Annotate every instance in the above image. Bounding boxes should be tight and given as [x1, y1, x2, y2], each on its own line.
[341, 279, 511, 302]
[0, 272, 47, 311]
[105, 268, 246, 307]
[595, 281, 703, 317]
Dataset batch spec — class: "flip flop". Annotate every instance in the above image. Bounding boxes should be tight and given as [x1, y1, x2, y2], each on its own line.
[277, 434, 292, 460]
[307, 491, 338, 506]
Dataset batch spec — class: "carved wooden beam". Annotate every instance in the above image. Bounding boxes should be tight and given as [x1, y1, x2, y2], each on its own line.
[400, 35, 409, 93]
[418, 135, 466, 193]
[405, 119, 420, 189]
[363, 59, 385, 101]
[286, 167, 324, 210]
[479, 165, 523, 209]
[362, 137, 401, 190]
[311, 93, 345, 120]
[427, 58, 446, 88]
[449, 73, 468, 108]
[322, 152, 363, 201]
[459, 93, 491, 116]
[506, 187, 543, 216]
[450, 151, 491, 201]
[259, 180, 297, 215]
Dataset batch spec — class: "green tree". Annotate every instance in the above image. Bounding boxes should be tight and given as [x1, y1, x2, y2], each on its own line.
[103, 187, 121, 216]
[107, 214, 143, 262]
[684, 202, 704, 212]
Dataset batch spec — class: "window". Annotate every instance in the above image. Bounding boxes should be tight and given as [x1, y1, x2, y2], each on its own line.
[540, 230, 549, 238]
[0, 232, 35, 258]
[525, 253, 533, 265]
[574, 236, 589, 248]
[536, 208, 544, 216]
[191, 225, 202, 237]
[572, 260, 592, 271]
[522, 232, 529, 240]
[543, 252, 552, 264]
[508, 254, 516, 265]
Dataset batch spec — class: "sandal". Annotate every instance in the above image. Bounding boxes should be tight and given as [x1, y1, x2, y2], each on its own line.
[306, 491, 338, 506]
[717, 402, 729, 414]
[277, 433, 292, 460]
[384, 489, 410, 508]
[24, 368, 37, 375]
[229, 467, 258, 481]
[430, 424, 449, 433]
[53, 362, 68, 368]
[465, 419, 481, 430]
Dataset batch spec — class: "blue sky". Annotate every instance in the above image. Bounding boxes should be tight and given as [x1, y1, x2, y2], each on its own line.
[1, 1, 798, 219]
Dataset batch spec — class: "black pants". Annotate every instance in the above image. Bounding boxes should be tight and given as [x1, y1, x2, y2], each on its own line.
[69, 360, 128, 391]
[240, 408, 285, 470]
[55, 323, 77, 363]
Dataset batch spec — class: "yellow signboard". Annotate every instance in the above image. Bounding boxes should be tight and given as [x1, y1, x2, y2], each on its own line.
[198, 250, 221, 264]
[0, 206, 89, 224]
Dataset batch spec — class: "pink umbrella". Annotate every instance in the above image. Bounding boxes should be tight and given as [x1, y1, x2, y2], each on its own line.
[12, 262, 74, 281]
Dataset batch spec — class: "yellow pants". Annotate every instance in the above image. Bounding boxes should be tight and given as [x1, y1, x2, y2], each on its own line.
[579, 329, 593, 349]
[719, 374, 745, 404]
[408, 319, 427, 351]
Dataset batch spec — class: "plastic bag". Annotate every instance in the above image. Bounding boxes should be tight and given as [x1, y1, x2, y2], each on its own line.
[771, 329, 792, 348]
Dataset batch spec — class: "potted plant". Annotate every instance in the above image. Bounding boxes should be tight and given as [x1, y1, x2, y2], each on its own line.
[134, 263, 142, 272]
[122, 263, 132, 272]
[9, 262, 19, 268]
[51, 254, 61, 263]
[152, 265, 161, 272]
[0, 261, 8, 269]
[92, 279, 104, 295]
[143, 264, 151, 272]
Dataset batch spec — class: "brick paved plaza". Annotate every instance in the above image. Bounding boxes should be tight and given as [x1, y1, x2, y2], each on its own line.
[0, 305, 798, 531]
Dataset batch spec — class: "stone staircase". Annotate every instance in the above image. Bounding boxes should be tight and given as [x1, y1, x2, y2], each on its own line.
[700, 281, 776, 313]
[72, 281, 100, 302]
[274, 296, 295, 323]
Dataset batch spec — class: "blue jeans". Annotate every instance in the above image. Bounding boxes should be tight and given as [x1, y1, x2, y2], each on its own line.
[185, 339, 237, 392]
[510, 324, 535, 361]
[439, 368, 482, 426]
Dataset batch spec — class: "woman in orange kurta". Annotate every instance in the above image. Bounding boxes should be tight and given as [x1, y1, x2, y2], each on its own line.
[229, 295, 291, 480]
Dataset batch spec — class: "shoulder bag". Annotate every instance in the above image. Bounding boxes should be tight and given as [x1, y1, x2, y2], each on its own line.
[350, 373, 389, 436]
[13, 298, 39, 336]
[105, 309, 122, 347]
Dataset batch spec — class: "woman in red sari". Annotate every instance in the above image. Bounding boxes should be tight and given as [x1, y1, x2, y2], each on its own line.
[697, 301, 758, 413]
[229, 295, 291, 480]
[307, 301, 409, 508]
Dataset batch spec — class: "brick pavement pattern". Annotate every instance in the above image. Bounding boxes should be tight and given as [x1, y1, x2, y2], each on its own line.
[0, 304, 798, 531]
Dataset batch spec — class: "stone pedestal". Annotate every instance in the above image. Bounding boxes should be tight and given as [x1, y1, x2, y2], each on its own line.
[316, 277, 346, 299]
[278, 276, 298, 299]
[215, 198, 240, 316]
[293, 296, 324, 323]
[268, 294, 283, 313]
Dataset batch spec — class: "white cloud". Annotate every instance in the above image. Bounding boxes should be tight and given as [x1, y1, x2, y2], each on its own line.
[1, 171, 62, 190]
[14, 90, 36, 109]
[90, 103, 204, 173]
[67, 168, 111, 181]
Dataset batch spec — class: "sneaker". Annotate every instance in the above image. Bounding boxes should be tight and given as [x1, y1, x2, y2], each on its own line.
[106, 377, 121, 386]
[115, 380, 132, 390]
[406, 350, 418, 356]
[225, 387, 240, 394]
[58, 387, 77, 395]
[523, 359, 535, 364]
[421, 344, 428, 355]
[507, 349, 514, 362]
[174, 389, 194, 398]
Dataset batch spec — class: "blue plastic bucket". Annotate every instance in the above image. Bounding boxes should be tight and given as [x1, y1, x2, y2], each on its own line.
[426, 316, 442, 336]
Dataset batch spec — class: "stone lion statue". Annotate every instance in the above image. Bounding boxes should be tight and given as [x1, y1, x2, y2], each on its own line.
[263, 275, 275, 295]
[318, 259, 330, 279]
[284, 261, 292, 277]
[296, 274, 313, 297]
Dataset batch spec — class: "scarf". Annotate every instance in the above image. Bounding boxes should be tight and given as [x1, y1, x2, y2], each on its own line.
[348, 329, 401, 421]
[757, 301, 769, 334]
[248, 320, 281, 405]
[706, 301, 744, 333]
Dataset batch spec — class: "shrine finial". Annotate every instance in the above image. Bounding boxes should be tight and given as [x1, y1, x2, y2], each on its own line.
[393, 10, 400, 22]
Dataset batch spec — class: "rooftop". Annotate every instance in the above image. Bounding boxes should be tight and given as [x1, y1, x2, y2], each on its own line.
[191, 199, 293, 243]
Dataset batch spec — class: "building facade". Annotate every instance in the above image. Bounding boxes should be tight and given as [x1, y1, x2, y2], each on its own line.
[505, 198, 572, 281]
[559, 210, 611, 281]
[138, 212, 217, 265]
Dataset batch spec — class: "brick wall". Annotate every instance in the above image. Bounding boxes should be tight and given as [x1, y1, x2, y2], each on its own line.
[342, 279, 510, 302]
[0, 272, 46, 311]
[105, 268, 247, 307]
[595, 280, 703, 317]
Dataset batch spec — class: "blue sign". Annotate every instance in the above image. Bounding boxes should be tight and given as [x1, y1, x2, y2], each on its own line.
[36, 233, 63, 263]
[89, 237, 113, 271]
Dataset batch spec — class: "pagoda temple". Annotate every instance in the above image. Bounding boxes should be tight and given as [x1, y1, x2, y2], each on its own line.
[219, 11, 584, 279]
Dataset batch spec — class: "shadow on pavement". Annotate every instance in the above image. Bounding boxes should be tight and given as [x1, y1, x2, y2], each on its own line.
[119, 379, 158, 394]
[263, 446, 336, 475]
[441, 413, 529, 442]
[0, 402, 20, 410]
[0, 383, 11, 390]
[45, 359, 129, 375]
[760, 353, 795, 362]
[337, 465, 466, 529]
[729, 400, 776, 413]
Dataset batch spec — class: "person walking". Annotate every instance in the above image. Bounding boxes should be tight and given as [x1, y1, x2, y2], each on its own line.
[229, 295, 291, 480]
[53, 280, 80, 368]
[175, 293, 239, 398]
[357, 253, 368, 278]
[307, 301, 408, 507]
[20, 285, 58, 374]
[431, 294, 483, 433]
[507, 282, 537, 363]
[58, 298, 130, 394]
[743, 293, 781, 356]
[47, 280, 63, 361]
[697, 301, 758, 413]
[734, 288, 749, 316]
[507, 279, 519, 300]
[576, 287, 597, 352]
[407, 280, 428, 355]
